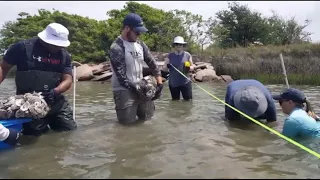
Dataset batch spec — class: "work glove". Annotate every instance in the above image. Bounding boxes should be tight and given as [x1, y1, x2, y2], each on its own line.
[151, 84, 163, 101]
[42, 89, 59, 105]
[129, 81, 148, 100]
[3, 128, 20, 146]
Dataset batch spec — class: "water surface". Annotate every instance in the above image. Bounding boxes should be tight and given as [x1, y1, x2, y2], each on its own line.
[0, 79, 319, 178]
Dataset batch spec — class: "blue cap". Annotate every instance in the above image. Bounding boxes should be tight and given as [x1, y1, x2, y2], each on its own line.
[123, 13, 148, 33]
[273, 88, 306, 103]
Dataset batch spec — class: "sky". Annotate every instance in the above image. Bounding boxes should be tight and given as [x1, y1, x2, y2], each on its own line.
[0, 1, 320, 42]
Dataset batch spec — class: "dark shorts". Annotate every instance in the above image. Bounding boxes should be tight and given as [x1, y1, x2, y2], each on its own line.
[169, 82, 192, 100]
[22, 97, 77, 136]
[113, 90, 155, 125]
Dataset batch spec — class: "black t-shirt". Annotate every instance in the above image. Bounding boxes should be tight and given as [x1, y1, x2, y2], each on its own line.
[3, 38, 72, 75]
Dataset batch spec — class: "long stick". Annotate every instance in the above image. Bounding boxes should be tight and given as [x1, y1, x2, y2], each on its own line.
[279, 54, 320, 120]
[279, 53, 290, 89]
[73, 66, 77, 121]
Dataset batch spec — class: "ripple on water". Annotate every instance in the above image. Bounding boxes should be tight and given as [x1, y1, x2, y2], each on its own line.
[0, 80, 319, 178]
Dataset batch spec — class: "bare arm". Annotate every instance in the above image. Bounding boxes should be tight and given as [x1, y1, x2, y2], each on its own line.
[1, 42, 22, 84]
[162, 56, 170, 72]
[0, 61, 13, 84]
[54, 52, 73, 94]
[188, 54, 195, 71]
[54, 73, 73, 94]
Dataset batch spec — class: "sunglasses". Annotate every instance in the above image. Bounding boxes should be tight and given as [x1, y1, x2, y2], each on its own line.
[279, 99, 288, 105]
[173, 43, 184, 47]
[130, 28, 141, 36]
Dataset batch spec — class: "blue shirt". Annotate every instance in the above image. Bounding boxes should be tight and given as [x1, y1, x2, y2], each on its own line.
[3, 38, 72, 75]
[225, 79, 277, 122]
[168, 51, 191, 87]
[282, 108, 320, 139]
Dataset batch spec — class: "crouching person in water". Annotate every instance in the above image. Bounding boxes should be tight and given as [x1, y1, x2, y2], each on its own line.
[0, 23, 77, 136]
[162, 36, 194, 101]
[109, 13, 163, 125]
[225, 79, 277, 124]
[273, 88, 320, 139]
[0, 124, 20, 146]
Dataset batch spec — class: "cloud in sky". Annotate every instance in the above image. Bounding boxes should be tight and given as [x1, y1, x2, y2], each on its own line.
[0, 1, 319, 42]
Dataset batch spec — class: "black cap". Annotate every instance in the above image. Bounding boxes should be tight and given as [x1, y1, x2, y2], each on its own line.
[273, 88, 306, 103]
[123, 13, 148, 33]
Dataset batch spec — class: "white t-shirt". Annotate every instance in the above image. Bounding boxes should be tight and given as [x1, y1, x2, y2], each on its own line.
[111, 37, 145, 91]
[0, 124, 9, 141]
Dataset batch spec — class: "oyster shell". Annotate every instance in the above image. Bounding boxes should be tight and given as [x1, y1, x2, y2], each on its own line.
[0, 92, 51, 120]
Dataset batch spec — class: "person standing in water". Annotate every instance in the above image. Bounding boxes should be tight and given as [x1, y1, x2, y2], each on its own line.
[162, 36, 194, 101]
[109, 13, 163, 125]
[273, 88, 320, 139]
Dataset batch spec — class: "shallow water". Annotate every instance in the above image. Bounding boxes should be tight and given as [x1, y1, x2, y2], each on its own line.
[0, 78, 320, 178]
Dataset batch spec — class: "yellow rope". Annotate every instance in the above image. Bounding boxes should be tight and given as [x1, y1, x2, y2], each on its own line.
[170, 64, 320, 159]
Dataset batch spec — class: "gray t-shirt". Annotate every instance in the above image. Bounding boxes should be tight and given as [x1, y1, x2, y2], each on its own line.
[109, 37, 161, 91]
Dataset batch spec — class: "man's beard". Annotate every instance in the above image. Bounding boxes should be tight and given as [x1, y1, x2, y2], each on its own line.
[127, 32, 136, 42]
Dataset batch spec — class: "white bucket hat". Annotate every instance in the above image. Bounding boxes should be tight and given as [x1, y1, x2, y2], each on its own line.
[173, 36, 187, 44]
[38, 23, 70, 47]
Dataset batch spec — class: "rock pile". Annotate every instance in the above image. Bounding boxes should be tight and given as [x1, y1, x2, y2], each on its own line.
[191, 62, 233, 83]
[72, 51, 233, 84]
[72, 61, 113, 81]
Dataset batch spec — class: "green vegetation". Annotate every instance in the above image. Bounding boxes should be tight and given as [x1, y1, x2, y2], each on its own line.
[204, 43, 320, 85]
[0, 1, 319, 84]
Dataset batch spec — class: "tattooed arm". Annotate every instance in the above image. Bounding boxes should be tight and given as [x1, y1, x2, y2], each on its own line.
[109, 42, 134, 91]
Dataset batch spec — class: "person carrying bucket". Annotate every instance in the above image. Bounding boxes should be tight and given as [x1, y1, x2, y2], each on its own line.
[0, 124, 20, 146]
[273, 88, 320, 139]
[109, 13, 163, 125]
[162, 36, 194, 101]
[0, 23, 77, 136]
[225, 79, 277, 124]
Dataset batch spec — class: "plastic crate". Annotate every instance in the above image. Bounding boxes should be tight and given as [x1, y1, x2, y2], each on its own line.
[0, 119, 32, 149]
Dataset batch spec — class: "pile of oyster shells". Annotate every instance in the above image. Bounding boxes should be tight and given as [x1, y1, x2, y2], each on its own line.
[138, 75, 157, 100]
[0, 92, 50, 120]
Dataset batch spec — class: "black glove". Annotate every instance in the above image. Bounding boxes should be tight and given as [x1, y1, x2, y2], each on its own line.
[3, 128, 20, 146]
[167, 63, 173, 69]
[129, 82, 146, 99]
[184, 66, 190, 73]
[151, 84, 163, 101]
[42, 89, 59, 105]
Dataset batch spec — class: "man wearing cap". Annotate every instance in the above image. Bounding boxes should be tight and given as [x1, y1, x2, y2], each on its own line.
[109, 13, 163, 125]
[225, 79, 277, 123]
[0, 23, 77, 136]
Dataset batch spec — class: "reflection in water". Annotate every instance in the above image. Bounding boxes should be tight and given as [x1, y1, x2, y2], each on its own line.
[0, 79, 319, 178]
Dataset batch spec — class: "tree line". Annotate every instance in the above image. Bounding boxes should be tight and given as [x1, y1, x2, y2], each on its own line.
[0, 1, 313, 63]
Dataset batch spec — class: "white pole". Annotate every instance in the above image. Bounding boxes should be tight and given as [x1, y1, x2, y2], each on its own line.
[279, 53, 290, 89]
[73, 66, 77, 121]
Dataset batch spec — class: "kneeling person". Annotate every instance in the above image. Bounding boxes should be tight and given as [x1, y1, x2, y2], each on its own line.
[273, 88, 320, 139]
[225, 79, 277, 123]
[0, 23, 77, 136]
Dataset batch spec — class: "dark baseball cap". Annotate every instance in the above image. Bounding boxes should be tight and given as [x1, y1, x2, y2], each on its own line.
[273, 88, 306, 103]
[123, 13, 148, 33]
